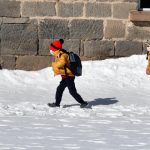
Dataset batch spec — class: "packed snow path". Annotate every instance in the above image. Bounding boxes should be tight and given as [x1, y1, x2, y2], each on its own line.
[0, 55, 150, 150]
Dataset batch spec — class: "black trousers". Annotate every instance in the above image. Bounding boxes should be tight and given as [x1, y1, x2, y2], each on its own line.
[55, 77, 85, 105]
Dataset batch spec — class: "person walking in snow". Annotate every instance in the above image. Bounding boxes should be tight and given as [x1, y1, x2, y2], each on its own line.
[48, 39, 88, 108]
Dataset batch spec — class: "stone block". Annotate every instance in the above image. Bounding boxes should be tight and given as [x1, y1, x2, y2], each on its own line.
[63, 39, 80, 55]
[0, 55, 16, 69]
[0, 0, 21, 17]
[105, 20, 126, 39]
[39, 19, 69, 39]
[97, 0, 137, 2]
[0, 39, 1, 56]
[84, 40, 114, 58]
[143, 43, 148, 54]
[16, 56, 52, 71]
[70, 19, 103, 40]
[113, 3, 137, 19]
[3, 17, 32, 24]
[1, 23, 38, 55]
[0, 56, 2, 70]
[130, 10, 150, 22]
[96, 0, 111, 1]
[0, 20, 1, 46]
[39, 39, 50, 56]
[22, 1, 56, 17]
[58, 2, 83, 17]
[115, 41, 143, 56]
[123, 0, 137, 1]
[127, 22, 150, 40]
[0, 18, 2, 24]
[86, 3, 111, 17]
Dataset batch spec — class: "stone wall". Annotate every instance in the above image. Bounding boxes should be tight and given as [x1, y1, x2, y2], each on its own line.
[0, 0, 149, 70]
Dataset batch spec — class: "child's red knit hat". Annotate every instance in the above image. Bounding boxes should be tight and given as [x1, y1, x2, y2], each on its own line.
[49, 39, 64, 52]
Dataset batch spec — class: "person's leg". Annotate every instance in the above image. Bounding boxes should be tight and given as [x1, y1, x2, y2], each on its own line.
[66, 77, 86, 104]
[55, 79, 67, 106]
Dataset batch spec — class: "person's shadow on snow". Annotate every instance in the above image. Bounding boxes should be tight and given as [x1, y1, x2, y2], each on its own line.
[63, 97, 118, 108]
[89, 97, 118, 106]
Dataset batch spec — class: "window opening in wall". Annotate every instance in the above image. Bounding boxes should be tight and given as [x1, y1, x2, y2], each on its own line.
[138, 0, 150, 11]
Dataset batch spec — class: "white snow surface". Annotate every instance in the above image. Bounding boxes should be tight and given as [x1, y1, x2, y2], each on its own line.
[0, 55, 150, 150]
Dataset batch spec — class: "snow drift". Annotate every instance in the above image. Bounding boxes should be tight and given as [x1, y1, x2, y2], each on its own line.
[0, 55, 150, 150]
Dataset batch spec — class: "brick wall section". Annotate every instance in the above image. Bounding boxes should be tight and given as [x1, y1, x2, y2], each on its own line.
[115, 41, 143, 56]
[84, 40, 114, 59]
[70, 19, 103, 39]
[58, 2, 84, 17]
[0, 18, 2, 24]
[0, 0, 148, 71]
[0, 18, 2, 54]
[22, 2, 56, 17]
[1, 22, 38, 55]
[16, 56, 52, 71]
[105, 20, 126, 39]
[0, 1, 21, 17]
[127, 22, 150, 40]
[1, 56, 16, 70]
[113, 3, 137, 19]
[39, 19, 70, 39]
[86, 3, 112, 17]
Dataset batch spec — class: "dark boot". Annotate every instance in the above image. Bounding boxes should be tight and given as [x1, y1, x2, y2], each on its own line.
[80, 102, 89, 108]
[48, 103, 60, 107]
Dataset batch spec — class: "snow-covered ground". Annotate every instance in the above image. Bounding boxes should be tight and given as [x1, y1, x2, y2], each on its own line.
[0, 55, 150, 150]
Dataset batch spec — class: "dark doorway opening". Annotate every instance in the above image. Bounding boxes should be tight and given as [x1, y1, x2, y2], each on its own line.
[138, 0, 150, 11]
